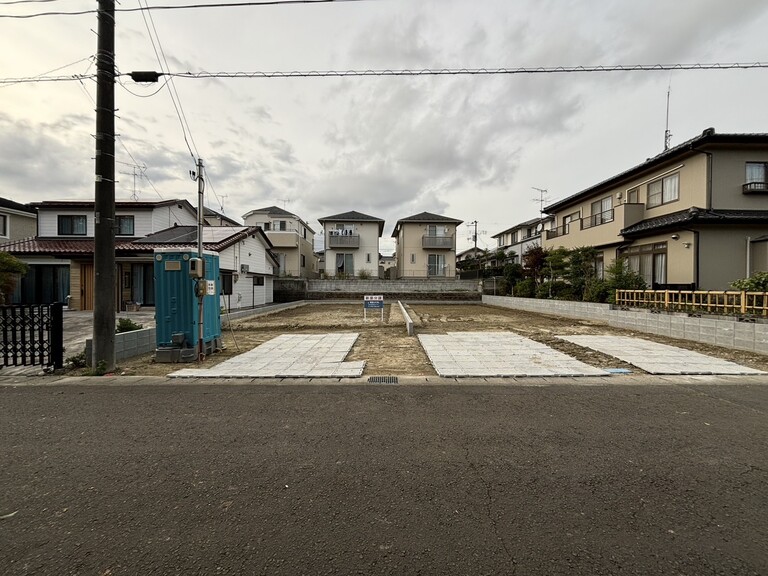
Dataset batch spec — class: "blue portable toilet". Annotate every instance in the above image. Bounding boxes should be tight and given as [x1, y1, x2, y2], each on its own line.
[153, 248, 223, 362]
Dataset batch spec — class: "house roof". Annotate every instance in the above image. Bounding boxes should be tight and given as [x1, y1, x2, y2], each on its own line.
[544, 128, 768, 213]
[318, 210, 385, 235]
[391, 212, 463, 237]
[620, 207, 768, 237]
[1, 225, 273, 257]
[0, 197, 36, 215]
[203, 206, 241, 226]
[491, 216, 549, 238]
[31, 199, 195, 212]
[241, 205, 316, 234]
[135, 225, 272, 251]
[456, 247, 486, 259]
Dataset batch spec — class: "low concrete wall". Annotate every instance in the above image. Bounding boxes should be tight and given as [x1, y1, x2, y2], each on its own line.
[483, 295, 768, 355]
[275, 278, 482, 302]
[398, 300, 414, 337]
[86, 327, 157, 366]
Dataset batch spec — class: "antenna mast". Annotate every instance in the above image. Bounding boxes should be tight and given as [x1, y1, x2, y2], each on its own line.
[664, 79, 672, 150]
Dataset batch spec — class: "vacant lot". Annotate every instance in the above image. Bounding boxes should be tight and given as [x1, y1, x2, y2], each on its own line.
[105, 303, 768, 377]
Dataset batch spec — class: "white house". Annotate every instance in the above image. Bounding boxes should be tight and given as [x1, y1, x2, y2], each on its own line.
[318, 211, 385, 278]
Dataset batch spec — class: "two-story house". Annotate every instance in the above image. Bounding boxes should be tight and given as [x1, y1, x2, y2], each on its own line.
[0, 199, 199, 308]
[391, 212, 463, 278]
[318, 211, 385, 278]
[242, 206, 317, 278]
[492, 216, 554, 265]
[0, 197, 37, 243]
[542, 128, 768, 290]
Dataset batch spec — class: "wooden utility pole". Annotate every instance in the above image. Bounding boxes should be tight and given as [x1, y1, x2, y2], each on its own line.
[93, 0, 116, 371]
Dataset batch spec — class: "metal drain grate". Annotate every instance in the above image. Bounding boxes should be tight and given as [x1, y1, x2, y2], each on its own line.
[368, 376, 399, 384]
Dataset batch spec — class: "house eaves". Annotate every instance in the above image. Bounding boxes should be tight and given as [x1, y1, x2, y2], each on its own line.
[391, 212, 463, 238]
[620, 208, 768, 237]
[319, 210, 385, 236]
[543, 129, 768, 214]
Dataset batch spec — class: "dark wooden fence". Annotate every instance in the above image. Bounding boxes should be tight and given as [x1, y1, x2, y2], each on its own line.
[0, 303, 64, 370]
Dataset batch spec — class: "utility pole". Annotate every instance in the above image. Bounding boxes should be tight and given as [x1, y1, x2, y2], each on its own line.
[93, 0, 116, 371]
[196, 158, 205, 362]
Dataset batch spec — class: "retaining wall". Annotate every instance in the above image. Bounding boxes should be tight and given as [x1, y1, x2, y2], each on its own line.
[85, 327, 157, 366]
[483, 295, 768, 355]
[275, 278, 481, 302]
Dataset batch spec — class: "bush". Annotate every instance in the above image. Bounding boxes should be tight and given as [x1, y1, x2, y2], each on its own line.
[583, 278, 610, 303]
[535, 280, 572, 300]
[116, 317, 143, 333]
[357, 269, 373, 280]
[604, 258, 646, 303]
[513, 278, 536, 298]
[730, 271, 768, 292]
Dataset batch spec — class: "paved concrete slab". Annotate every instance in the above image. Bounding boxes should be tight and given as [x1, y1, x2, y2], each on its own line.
[557, 335, 765, 375]
[418, 331, 609, 377]
[168, 333, 364, 378]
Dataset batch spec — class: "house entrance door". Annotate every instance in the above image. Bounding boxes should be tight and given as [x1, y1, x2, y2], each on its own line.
[80, 262, 95, 310]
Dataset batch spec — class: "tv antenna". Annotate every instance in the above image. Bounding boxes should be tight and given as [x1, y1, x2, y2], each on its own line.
[532, 187, 550, 219]
[664, 77, 673, 150]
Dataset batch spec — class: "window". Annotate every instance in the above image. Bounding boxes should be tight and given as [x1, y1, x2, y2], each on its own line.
[301, 254, 306, 267]
[428, 254, 446, 276]
[278, 220, 287, 231]
[589, 196, 613, 227]
[58, 215, 87, 235]
[427, 224, 446, 237]
[647, 173, 679, 207]
[262, 222, 271, 231]
[335, 253, 354, 275]
[410, 253, 415, 264]
[302, 227, 307, 239]
[511, 231, 518, 243]
[497, 237, 503, 248]
[253, 276, 265, 286]
[115, 215, 134, 236]
[619, 242, 667, 286]
[594, 254, 604, 280]
[0, 214, 7, 237]
[366, 253, 371, 263]
[627, 187, 639, 203]
[746, 162, 767, 183]
[563, 212, 579, 234]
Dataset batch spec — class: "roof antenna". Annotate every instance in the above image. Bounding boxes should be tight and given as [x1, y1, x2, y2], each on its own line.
[664, 76, 673, 151]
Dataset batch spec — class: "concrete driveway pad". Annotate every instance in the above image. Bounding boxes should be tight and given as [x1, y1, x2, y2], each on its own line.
[558, 335, 765, 375]
[169, 333, 364, 378]
[419, 331, 609, 378]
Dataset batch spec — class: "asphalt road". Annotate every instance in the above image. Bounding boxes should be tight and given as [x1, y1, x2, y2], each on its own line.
[1, 382, 767, 576]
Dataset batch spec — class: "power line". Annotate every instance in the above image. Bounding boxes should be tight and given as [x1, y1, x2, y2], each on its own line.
[0, 0, 62, 5]
[0, 55, 94, 88]
[0, 0, 373, 18]
[4, 61, 767, 86]
[155, 61, 768, 79]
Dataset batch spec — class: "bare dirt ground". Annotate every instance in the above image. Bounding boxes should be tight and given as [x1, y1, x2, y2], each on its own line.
[101, 303, 768, 377]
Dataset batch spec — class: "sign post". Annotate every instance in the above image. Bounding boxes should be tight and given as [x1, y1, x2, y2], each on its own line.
[364, 294, 384, 321]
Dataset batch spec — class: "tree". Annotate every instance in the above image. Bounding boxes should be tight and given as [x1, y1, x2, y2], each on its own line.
[566, 246, 598, 301]
[604, 257, 646, 302]
[522, 245, 548, 286]
[0, 252, 28, 305]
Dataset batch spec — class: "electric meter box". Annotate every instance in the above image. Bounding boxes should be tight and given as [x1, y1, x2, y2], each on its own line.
[153, 249, 222, 358]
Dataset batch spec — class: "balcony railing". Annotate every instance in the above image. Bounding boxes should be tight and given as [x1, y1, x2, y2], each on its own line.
[581, 209, 614, 230]
[422, 235, 453, 249]
[743, 181, 768, 193]
[546, 225, 569, 239]
[328, 234, 360, 249]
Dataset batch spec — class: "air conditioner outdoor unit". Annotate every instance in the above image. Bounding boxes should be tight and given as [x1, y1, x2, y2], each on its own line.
[240, 264, 250, 273]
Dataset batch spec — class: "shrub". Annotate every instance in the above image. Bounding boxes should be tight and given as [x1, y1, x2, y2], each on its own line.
[513, 278, 536, 298]
[116, 317, 143, 333]
[583, 278, 610, 303]
[730, 271, 768, 292]
[604, 258, 646, 303]
[536, 280, 572, 300]
[66, 348, 87, 368]
[357, 269, 372, 280]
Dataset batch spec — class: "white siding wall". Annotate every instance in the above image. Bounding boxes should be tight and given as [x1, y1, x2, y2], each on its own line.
[218, 232, 275, 310]
[151, 205, 197, 231]
[38, 207, 196, 237]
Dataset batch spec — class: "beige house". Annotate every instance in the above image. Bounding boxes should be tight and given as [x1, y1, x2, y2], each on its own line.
[391, 212, 463, 278]
[1, 197, 37, 243]
[242, 206, 317, 278]
[318, 211, 384, 278]
[542, 128, 768, 290]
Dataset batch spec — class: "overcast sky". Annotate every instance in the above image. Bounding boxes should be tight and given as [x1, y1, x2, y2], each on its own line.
[2, 0, 767, 254]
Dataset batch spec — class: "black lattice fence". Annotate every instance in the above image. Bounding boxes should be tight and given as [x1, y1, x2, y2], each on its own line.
[0, 303, 64, 370]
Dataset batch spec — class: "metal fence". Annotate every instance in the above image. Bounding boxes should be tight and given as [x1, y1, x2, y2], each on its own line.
[615, 290, 768, 316]
[0, 303, 64, 369]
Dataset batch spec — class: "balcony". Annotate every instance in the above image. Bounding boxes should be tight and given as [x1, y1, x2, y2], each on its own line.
[422, 235, 453, 249]
[267, 229, 300, 248]
[544, 203, 645, 249]
[743, 181, 768, 194]
[328, 234, 360, 249]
